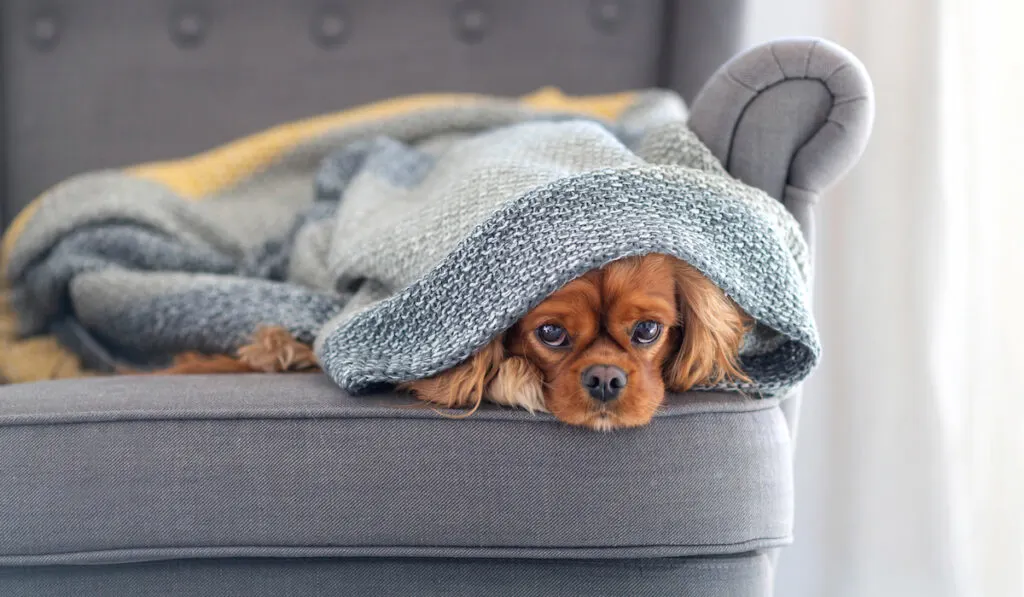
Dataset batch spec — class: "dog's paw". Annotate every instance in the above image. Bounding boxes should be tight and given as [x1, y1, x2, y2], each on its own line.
[237, 326, 319, 373]
[486, 356, 547, 414]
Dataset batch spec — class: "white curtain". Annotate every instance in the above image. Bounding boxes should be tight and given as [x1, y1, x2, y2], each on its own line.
[743, 1, 1024, 596]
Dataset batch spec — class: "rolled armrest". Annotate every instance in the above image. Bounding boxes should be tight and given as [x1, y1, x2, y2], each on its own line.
[688, 37, 875, 244]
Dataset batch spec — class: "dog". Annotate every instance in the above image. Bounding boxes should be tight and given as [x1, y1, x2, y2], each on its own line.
[154, 254, 751, 431]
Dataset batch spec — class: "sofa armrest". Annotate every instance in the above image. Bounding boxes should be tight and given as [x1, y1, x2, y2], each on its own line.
[688, 37, 875, 246]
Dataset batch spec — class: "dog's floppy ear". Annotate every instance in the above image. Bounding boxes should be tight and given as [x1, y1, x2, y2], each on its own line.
[665, 263, 752, 392]
[399, 335, 506, 412]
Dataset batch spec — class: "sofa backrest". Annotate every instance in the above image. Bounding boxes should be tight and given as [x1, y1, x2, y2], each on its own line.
[0, 0, 748, 228]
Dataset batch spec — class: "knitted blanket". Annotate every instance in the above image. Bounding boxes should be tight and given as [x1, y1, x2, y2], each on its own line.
[2, 89, 819, 396]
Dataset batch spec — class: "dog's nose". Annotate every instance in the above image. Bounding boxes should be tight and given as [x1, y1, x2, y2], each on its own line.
[581, 365, 627, 402]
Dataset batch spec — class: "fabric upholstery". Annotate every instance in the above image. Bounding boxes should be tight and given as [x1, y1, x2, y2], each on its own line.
[663, 0, 750, 103]
[0, 374, 793, 565]
[0, 0, 744, 226]
[0, 553, 772, 597]
[689, 37, 874, 223]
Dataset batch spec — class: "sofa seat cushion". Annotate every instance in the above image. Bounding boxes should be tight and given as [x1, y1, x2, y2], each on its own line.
[0, 375, 792, 566]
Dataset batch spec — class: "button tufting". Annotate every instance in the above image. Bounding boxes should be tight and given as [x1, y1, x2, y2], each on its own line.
[28, 13, 60, 51]
[170, 10, 207, 49]
[589, 0, 626, 33]
[452, 2, 488, 44]
[311, 7, 349, 48]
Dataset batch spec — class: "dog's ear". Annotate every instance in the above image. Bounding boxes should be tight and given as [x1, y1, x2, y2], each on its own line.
[399, 335, 506, 411]
[486, 356, 547, 413]
[665, 263, 752, 392]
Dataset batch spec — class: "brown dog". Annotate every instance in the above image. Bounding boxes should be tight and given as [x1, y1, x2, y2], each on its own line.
[155, 254, 751, 431]
[400, 254, 751, 430]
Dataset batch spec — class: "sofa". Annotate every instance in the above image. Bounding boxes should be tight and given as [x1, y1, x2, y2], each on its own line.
[0, 1, 873, 595]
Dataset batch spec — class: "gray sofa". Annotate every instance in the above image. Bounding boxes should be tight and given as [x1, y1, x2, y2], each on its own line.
[0, 1, 873, 595]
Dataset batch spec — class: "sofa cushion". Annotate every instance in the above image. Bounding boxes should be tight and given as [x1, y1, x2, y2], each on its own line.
[0, 375, 792, 565]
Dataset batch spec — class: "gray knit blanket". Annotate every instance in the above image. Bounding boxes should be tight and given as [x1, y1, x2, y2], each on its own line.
[4, 90, 819, 396]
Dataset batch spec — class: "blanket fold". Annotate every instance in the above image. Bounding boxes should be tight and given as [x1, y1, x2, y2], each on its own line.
[2, 89, 819, 396]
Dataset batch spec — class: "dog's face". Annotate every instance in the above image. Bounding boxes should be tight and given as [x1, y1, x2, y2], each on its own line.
[403, 254, 751, 431]
[503, 255, 681, 430]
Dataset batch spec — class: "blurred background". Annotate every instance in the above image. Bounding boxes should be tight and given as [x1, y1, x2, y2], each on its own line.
[2, 1, 1021, 596]
[746, 1, 1022, 596]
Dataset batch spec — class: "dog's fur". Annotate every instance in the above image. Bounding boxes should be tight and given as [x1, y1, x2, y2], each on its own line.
[153, 254, 751, 430]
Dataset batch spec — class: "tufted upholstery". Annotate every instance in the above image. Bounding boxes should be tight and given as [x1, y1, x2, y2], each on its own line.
[0, 0, 746, 228]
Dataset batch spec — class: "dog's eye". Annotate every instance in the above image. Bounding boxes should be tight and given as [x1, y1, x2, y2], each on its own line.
[536, 324, 570, 347]
[631, 321, 663, 345]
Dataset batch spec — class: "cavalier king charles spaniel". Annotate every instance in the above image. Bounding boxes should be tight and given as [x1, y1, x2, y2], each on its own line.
[155, 254, 751, 431]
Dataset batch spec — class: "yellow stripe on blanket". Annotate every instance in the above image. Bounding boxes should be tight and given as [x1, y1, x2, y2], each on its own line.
[0, 87, 638, 384]
[0, 291, 97, 383]
[129, 87, 637, 199]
